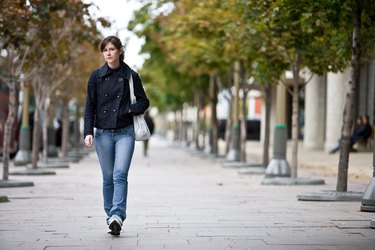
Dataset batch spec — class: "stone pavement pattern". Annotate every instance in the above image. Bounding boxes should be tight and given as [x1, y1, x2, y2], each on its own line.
[0, 137, 375, 250]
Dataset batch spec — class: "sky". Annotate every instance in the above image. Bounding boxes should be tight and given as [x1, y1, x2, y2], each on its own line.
[83, 0, 145, 70]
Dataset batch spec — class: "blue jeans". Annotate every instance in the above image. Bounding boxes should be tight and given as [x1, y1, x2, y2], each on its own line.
[329, 135, 365, 153]
[94, 125, 135, 222]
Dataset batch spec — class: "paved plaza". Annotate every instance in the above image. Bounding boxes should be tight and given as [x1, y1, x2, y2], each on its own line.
[0, 137, 375, 249]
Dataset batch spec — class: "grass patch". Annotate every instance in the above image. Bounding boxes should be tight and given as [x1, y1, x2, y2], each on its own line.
[0, 196, 9, 202]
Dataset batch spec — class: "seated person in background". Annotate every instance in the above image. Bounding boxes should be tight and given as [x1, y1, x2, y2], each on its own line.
[355, 115, 372, 146]
[329, 116, 366, 154]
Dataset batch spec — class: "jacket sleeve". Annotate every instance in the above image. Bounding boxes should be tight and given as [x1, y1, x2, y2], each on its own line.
[129, 71, 150, 115]
[84, 70, 97, 137]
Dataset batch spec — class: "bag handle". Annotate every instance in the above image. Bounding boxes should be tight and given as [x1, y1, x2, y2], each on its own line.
[129, 73, 136, 105]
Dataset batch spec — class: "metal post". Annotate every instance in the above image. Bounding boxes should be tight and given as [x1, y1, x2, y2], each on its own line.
[264, 124, 291, 178]
[14, 84, 31, 165]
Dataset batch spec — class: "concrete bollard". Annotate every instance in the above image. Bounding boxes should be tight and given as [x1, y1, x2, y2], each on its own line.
[264, 124, 291, 178]
[14, 126, 31, 165]
[361, 136, 375, 212]
[47, 127, 58, 157]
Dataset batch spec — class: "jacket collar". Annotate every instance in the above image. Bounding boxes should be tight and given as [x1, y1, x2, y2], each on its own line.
[98, 62, 132, 79]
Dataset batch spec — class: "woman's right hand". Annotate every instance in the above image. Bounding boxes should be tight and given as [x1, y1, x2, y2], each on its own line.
[85, 135, 93, 148]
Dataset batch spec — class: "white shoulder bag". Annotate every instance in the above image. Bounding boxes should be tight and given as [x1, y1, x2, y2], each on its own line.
[129, 74, 151, 141]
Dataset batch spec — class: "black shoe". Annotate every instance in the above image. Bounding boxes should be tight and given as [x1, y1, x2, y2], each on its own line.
[109, 220, 121, 235]
[108, 216, 122, 236]
[108, 229, 120, 236]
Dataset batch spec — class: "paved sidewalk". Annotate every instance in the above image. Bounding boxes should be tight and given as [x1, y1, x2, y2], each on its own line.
[241, 140, 374, 180]
[1, 136, 375, 250]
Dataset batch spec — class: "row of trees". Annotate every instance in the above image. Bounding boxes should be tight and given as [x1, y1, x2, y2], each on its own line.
[128, 0, 375, 191]
[0, 0, 108, 181]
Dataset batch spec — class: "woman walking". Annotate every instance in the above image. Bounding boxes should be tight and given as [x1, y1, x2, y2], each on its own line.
[84, 36, 149, 235]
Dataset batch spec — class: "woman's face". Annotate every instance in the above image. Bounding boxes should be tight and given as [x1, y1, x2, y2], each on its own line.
[102, 42, 121, 66]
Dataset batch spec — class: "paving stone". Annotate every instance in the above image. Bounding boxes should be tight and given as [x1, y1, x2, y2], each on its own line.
[0, 137, 374, 249]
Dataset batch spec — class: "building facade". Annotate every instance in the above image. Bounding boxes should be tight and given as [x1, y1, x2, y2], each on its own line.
[263, 58, 375, 152]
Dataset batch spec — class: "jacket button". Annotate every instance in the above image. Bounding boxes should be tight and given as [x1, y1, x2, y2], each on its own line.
[105, 93, 109, 97]
[118, 77, 123, 82]
[117, 95, 120, 98]
[103, 110, 107, 113]
[105, 77, 109, 81]
[113, 109, 116, 112]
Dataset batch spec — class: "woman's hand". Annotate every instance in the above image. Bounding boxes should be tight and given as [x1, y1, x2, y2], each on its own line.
[85, 135, 93, 148]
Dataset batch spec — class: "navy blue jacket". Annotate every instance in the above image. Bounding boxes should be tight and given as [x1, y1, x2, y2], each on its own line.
[84, 62, 150, 138]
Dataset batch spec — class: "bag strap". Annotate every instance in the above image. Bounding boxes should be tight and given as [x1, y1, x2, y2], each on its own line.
[129, 73, 136, 104]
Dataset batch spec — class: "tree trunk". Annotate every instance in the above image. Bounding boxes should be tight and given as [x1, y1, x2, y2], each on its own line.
[228, 61, 241, 161]
[2, 82, 18, 180]
[193, 93, 204, 150]
[233, 61, 240, 150]
[182, 107, 187, 144]
[336, 3, 362, 192]
[74, 104, 81, 154]
[173, 111, 178, 141]
[42, 101, 49, 162]
[291, 81, 299, 178]
[290, 52, 302, 178]
[263, 83, 271, 167]
[31, 108, 41, 169]
[61, 98, 69, 157]
[225, 91, 233, 154]
[46, 101, 58, 158]
[179, 106, 184, 143]
[210, 74, 218, 155]
[240, 89, 248, 162]
[202, 105, 207, 148]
